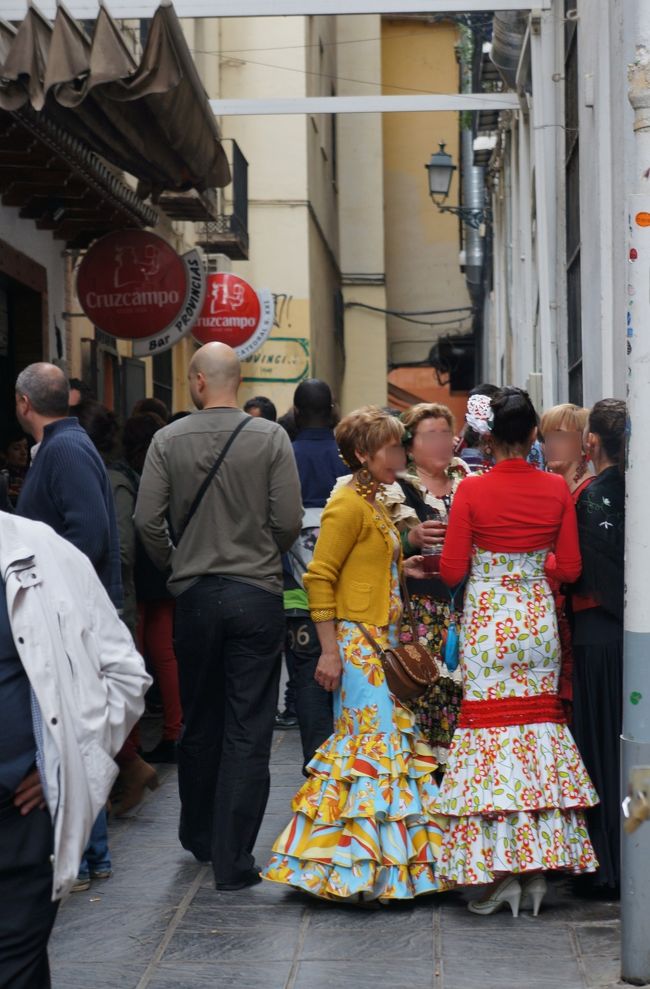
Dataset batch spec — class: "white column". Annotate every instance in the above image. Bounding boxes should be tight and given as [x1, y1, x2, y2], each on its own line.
[622, 0, 650, 982]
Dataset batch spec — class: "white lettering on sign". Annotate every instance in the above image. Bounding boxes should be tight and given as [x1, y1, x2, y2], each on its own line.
[85, 290, 181, 309]
[132, 251, 207, 358]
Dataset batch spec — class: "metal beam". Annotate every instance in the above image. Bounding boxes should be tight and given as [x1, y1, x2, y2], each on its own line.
[210, 94, 520, 116]
[0, 0, 550, 19]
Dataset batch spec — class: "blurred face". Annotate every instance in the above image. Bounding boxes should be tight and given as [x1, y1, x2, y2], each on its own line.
[363, 439, 406, 486]
[542, 426, 584, 474]
[410, 416, 455, 470]
[6, 438, 27, 467]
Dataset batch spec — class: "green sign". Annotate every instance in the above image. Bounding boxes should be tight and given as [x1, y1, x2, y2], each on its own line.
[241, 336, 310, 383]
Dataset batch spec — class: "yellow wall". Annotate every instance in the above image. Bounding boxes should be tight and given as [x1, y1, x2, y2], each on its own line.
[381, 18, 472, 369]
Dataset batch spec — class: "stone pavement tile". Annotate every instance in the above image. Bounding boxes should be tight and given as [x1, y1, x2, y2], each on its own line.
[51, 963, 148, 989]
[160, 925, 300, 964]
[293, 960, 435, 989]
[49, 904, 169, 967]
[441, 924, 584, 989]
[573, 924, 621, 988]
[301, 906, 435, 962]
[179, 887, 306, 928]
[147, 961, 293, 989]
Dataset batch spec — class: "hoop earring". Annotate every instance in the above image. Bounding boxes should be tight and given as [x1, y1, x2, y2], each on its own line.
[354, 465, 374, 498]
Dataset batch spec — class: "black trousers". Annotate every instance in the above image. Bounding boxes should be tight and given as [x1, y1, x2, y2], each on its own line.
[174, 577, 284, 884]
[285, 617, 333, 771]
[0, 801, 58, 989]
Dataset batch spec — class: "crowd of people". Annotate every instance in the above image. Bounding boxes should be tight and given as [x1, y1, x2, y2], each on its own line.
[0, 344, 626, 986]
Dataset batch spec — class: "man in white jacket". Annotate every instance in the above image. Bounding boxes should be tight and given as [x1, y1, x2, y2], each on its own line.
[0, 512, 150, 989]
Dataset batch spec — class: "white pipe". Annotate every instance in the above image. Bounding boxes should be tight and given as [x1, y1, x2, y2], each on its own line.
[622, 0, 650, 982]
[209, 94, 519, 116]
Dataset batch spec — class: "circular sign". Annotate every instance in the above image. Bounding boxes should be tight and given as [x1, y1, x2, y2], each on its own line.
[77, 230, 187, 339]
[193, 273, 273, 358]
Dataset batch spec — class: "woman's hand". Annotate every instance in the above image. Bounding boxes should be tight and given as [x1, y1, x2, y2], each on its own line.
[314, 651, 342, 692]
[403, 554, 432, 580]
[407, 519, 447, 550]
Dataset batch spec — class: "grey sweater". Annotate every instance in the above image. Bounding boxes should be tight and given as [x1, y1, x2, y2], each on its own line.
[134, 407, 302, 596]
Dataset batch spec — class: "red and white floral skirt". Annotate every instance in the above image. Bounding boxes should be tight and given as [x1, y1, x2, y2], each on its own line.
[434, 548, 598, 886]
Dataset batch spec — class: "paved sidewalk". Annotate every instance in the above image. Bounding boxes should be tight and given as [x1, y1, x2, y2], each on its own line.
[50, 730, 622, 989]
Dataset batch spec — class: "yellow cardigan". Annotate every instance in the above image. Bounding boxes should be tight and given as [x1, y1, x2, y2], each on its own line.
[304, 485, 402, 627]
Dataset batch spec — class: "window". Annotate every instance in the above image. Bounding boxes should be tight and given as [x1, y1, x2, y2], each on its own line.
[564, 0, 582, 404]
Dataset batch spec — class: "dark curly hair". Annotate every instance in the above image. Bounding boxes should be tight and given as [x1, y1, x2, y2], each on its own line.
[490, 386, 538, 448]
[589, 399, 626, 468]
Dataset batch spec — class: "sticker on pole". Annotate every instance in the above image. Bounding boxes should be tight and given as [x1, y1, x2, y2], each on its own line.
[193, 273, 274, 359]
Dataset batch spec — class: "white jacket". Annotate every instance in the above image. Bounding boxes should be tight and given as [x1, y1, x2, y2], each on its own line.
[0, 513, 151, 900]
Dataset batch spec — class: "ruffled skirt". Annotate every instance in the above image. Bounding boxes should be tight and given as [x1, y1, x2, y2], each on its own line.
[263, 580, 448, 902]
[434, 550, 598, 886]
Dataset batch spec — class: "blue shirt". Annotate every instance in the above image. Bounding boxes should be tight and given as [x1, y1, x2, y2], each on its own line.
[0, 580, 35, 794]
[292, 428, 348, 509]
[17, 418, 123, 609]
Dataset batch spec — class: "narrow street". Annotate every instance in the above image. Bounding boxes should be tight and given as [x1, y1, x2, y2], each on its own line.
[50, 729, 621, 989]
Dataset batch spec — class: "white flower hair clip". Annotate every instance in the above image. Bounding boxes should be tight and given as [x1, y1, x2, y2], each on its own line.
[465, 394, 494, 436]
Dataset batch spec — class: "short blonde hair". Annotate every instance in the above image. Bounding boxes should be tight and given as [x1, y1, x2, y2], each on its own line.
[400, 402, 455, 437]
[335, 405, 405, 470]
[540, 403, 589, 437]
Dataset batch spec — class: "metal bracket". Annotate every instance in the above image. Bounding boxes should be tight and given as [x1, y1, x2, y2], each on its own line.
[434, 204, 492, 231]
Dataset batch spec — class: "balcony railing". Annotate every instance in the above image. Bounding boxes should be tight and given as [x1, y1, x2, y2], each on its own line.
[195, 139, 249, 261]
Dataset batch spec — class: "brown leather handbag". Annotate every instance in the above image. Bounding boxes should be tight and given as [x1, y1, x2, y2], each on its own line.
[355, 578, 440, 702]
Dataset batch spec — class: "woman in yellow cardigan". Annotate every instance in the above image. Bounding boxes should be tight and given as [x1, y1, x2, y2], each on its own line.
[263, 406, 448, 904]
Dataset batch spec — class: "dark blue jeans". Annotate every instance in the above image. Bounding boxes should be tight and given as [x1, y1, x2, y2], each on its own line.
[174, 577, 284, 885]
[285, 616, 333, 771]
[78, 810, 111, 880]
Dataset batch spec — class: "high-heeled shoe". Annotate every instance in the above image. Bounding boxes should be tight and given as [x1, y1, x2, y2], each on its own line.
[468, 876, 522, 917]
[520, 875, 548, 916]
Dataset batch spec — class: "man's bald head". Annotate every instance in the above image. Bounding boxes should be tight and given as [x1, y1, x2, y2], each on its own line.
[15, 363, 70, 417]
[188, 343, 241, 409]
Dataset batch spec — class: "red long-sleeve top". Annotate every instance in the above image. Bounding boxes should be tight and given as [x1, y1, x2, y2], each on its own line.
[440, 459, 582, 587]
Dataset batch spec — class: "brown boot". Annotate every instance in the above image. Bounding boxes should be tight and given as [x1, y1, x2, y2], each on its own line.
[111, 755, 159, 817]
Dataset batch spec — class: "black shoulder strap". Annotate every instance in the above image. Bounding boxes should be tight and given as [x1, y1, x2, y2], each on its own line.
[174, 416, 250, 546]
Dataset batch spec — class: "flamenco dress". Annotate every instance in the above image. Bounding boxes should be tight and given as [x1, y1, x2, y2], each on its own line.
[433, 461, 599, 885]
[263, 560, 448, 902]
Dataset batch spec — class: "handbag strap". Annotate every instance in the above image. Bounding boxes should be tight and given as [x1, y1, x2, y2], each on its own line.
[399, 572, 420, 641]
[355, 622, 386, 658]
[173, 416, 250, 546]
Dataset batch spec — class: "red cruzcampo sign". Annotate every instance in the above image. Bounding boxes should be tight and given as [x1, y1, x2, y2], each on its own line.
[77, 231, 187, 339]
[193, 272, 274, 359]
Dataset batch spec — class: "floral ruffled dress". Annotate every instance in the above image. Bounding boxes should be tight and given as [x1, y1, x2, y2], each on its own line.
[434, 549, 598, 885]
[263, 562, 449, 902]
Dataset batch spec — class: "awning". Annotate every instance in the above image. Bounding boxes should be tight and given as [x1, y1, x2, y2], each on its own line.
[0, 1, 230, 199]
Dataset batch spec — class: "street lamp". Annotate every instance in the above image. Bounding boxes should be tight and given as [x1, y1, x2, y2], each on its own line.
[425, 141, 490, 231]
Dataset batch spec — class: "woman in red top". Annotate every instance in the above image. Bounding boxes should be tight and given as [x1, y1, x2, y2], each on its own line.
[434, 387, 598, 918]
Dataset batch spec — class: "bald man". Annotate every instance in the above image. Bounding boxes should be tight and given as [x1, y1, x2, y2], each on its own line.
[134, 343, 302, 890]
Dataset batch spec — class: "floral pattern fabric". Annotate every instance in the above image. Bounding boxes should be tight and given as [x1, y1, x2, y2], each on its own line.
[434, 549, 598, 885]
[263, 565, 450, 901]
[400, 594, 462, 765]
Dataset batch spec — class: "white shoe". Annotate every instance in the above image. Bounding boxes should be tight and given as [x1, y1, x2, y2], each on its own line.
[520, 875, 548, 916]
[468, 876, 522, 918]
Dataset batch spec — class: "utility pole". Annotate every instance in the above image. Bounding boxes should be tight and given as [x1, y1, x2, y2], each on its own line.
[622, 0, 650, 983]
